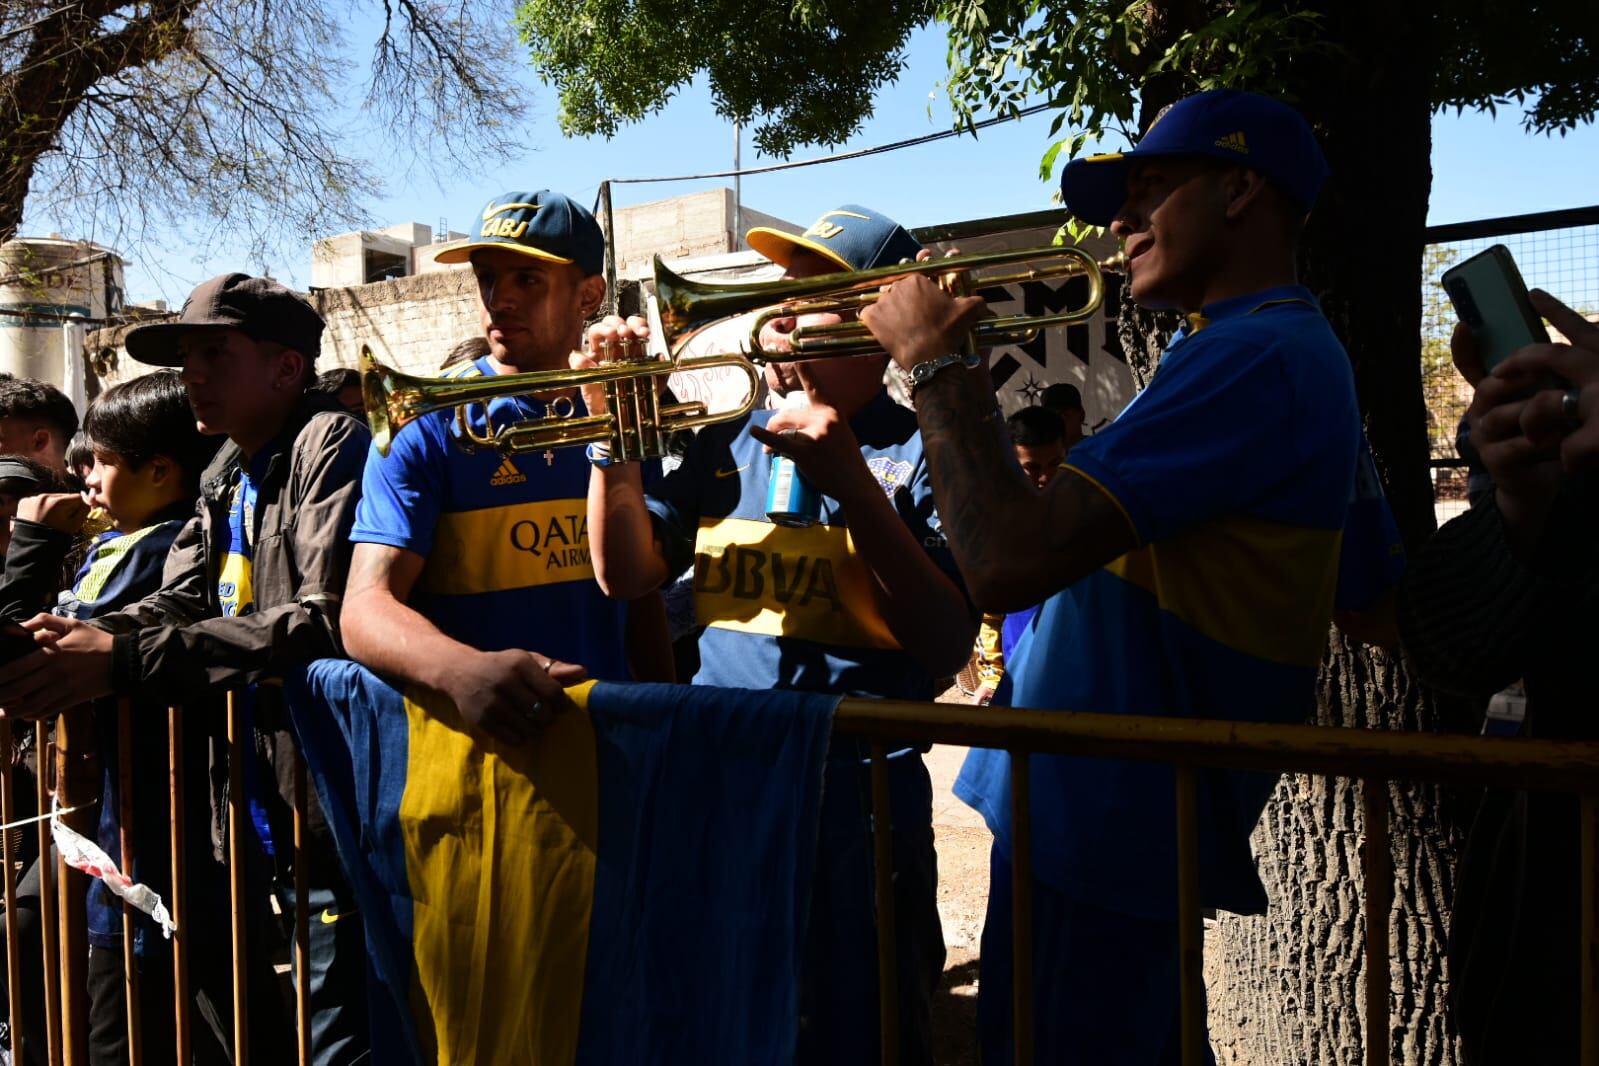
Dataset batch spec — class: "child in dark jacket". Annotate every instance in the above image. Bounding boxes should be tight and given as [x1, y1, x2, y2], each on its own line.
[2, 372, 239, 1065]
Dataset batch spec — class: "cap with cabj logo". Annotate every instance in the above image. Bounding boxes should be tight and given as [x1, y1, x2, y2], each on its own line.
[1059, 90, 1329, 227]
[434, 190, 606, 277]
[747, 204, 923, 273]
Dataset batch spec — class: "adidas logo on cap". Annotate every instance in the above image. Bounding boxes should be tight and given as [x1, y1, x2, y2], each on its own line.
[490, 456, 526, 486]
[1214, 131, 1248, 153]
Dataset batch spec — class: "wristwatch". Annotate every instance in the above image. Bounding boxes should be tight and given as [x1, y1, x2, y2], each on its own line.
[901, 352, 980, 398]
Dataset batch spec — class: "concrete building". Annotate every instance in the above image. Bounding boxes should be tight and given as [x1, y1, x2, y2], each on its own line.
[310, 222, 469, 289]
[0, 236, 125, 410]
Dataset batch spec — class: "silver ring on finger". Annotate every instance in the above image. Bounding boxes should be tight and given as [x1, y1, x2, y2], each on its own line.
[1564, 388, 1583, 426]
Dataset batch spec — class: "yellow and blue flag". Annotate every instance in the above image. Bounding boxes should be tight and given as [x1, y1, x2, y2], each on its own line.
[288, 662, 835, 1065]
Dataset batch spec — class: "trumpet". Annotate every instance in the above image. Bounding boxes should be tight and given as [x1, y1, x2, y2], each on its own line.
[360, 345, 759, 461]
[655, 245, 1126, 361]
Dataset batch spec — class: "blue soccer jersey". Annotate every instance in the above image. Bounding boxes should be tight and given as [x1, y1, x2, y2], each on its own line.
[646, 391, 962, 701]
[352, 356, 631, 680]
[957, 285, 1361, 920]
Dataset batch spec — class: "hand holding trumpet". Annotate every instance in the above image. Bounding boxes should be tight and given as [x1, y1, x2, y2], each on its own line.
[569, 314, 661, 418]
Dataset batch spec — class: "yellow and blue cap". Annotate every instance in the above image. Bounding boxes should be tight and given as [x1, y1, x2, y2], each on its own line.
[1059, 90, 1329, 226]
[747, 204, 922, 273]
[434, 190, 605, 276]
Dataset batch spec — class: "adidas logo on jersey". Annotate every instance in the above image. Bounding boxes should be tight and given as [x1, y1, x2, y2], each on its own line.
[1214, 131, 1248, 153]
[490, 456, 527, 486]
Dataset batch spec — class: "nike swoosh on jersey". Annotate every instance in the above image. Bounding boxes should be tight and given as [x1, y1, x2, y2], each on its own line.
[713, 465, 750, 479]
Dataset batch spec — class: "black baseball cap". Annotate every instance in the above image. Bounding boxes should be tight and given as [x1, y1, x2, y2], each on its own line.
[0, 458, 42, 495]
[124, 273, 325, 368]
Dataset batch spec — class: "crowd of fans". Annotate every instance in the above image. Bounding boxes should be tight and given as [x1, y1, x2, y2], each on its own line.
[0, 85, 1589, 1066]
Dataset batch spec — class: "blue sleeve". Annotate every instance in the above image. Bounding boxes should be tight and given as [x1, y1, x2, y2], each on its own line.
[1065, 338, 1297, 544]
[350, 420, 446, 557]
[645, 429, 720, 579]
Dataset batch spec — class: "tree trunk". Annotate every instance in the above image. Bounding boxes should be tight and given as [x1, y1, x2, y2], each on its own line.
[1204, 4, 1473, 1063]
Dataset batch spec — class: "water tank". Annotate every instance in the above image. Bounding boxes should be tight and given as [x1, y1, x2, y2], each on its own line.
[0, 237, 124, 401]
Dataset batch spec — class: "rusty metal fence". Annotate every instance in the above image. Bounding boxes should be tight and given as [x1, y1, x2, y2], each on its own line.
[836, 700, 1599, 1066]
[5, 693, 1599, 1065]
[0, 694, 310, 1066]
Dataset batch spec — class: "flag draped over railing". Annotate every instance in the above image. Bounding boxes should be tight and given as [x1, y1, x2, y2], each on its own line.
[288, 661, 835, 1066]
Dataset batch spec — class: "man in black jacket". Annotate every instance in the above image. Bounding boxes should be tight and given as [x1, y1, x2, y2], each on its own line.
[1399, 285, 1599, 1065]
[0, 274, 372, 1065]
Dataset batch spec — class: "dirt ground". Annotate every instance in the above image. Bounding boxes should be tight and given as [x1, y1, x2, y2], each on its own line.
[926, 743, 989, 1066]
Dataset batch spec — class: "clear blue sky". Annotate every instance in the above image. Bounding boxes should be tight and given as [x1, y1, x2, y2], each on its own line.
[57, 23, 1599, 306]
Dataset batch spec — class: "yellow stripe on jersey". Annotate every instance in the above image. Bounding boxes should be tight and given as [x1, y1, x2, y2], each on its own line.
[1104, 514, 1341, 668]
[693, 517, 900, 651]
[400, 681, 598, 1064]
[218, 549, 254, 618]
[418, 499, 594, 597]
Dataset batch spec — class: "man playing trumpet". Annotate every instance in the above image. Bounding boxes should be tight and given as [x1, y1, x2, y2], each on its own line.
[859, 90, 1358, 1063]
[341, 190, 669, 741]
[580, 205, 973, 1065]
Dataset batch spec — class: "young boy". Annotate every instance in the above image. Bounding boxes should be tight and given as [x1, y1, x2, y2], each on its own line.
[1, 372, 234, 1064]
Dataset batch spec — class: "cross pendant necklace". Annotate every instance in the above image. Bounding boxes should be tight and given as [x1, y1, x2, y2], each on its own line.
[544, 450, 556, 467]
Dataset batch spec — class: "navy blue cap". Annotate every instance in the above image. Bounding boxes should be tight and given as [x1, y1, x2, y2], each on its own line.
[434, 190, 605, 276]
[747, 204, 922, 272]
[1060, 90, 1329, 226]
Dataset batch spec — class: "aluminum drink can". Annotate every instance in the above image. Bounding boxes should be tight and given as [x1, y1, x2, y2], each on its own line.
[766, 454, 821, 527]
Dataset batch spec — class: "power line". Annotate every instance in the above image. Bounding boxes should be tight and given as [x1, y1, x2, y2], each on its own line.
[606, 102, 1054, 186]
[0, 2, 85, 46]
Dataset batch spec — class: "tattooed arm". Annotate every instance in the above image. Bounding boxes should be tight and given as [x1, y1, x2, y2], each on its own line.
[860, 275, 1136, 613]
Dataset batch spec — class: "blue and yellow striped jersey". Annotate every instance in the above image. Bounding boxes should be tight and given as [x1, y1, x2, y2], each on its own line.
[645, 391, 961, 700]
[352, 357, 633, 679]
[66, 517, 188, 953]
[958, 284, 1361, 921]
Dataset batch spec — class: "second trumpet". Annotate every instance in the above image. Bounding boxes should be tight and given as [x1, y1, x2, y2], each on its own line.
[655, 245, 1126, 361]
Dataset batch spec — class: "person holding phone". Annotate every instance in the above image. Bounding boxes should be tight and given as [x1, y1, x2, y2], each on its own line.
[1399, 285, 1599, 1064]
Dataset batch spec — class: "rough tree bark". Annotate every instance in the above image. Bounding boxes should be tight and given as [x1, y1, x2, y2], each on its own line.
[1204, 4, 1474, 1063]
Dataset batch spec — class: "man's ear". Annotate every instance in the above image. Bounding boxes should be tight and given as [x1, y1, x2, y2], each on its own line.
[29, 427, 51, 457]
[1222, 168, 1271, 222]
[277, 348, 309, 393]
[577, 273, 607, 320]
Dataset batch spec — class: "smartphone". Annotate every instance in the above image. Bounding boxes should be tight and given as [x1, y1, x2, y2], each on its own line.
[1441, 245, 1546, 373]
[0, 622, 36, 666]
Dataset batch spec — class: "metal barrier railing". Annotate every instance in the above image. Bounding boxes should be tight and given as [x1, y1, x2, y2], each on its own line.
[833, 698, 1599, 1066]
[0, 694, 313, 1066]
[3, 692, 1597, 1064]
